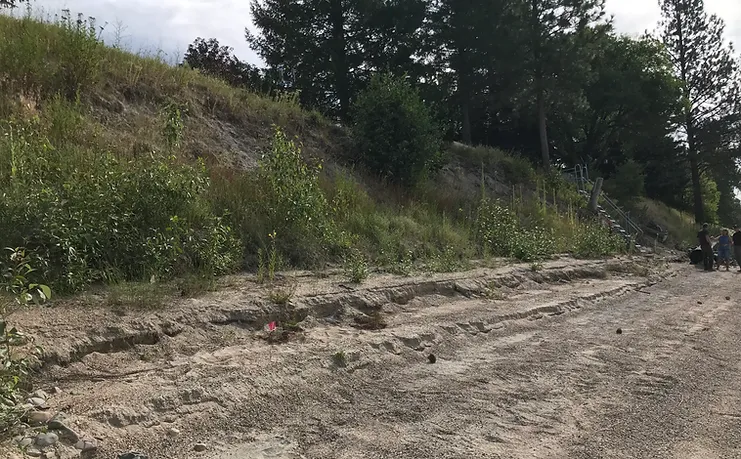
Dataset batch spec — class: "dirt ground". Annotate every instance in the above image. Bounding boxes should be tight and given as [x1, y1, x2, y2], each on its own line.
[6, 256, 741, 459]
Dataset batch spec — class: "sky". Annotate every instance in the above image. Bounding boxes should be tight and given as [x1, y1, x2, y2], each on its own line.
[8, 0, 741, 66]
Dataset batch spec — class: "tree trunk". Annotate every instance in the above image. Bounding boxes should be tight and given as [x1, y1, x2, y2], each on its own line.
[537, 85, 550, 169]
[329, 0, 350, 120]
[689, 152, 704, 223]
[461, 98, 472, 144]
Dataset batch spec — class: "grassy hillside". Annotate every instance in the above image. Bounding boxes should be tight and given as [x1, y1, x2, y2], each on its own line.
[0, 12, 631, 296]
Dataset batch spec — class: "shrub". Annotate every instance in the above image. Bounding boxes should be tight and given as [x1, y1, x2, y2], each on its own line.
[352, 73, 442, 186]
[0, 117, 242, 292]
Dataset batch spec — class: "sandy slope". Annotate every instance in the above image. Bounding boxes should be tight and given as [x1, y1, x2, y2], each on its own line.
[13, 257, 741, 459]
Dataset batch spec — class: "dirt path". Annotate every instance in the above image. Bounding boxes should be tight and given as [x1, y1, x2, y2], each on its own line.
[8, 257, 741, 459]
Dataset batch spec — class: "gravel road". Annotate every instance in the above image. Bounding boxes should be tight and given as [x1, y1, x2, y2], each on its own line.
[6, 259, 741, 459]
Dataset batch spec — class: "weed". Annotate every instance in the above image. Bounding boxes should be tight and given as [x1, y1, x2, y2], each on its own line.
[0, 248, 50, 438]
[332, 350, 347, 368]
[530, 261, 544, 272]
[344, 250, 369, 284]
[106, 282, 176, 309]
[268, 283, 297, 306]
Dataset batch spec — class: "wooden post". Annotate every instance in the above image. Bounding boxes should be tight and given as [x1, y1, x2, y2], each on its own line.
[589, 177, 603, 213]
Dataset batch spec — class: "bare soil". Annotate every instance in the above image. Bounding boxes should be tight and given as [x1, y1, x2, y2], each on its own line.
[8, 256, 741, 459]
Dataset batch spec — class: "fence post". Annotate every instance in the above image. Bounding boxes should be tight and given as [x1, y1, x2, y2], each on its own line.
[589, 177, 603, 212]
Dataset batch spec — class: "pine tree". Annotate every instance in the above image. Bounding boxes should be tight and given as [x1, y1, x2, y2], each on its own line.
[517, 0, 607, 168]
[659, 0, 741, 223]
[246, 0, 425, 120]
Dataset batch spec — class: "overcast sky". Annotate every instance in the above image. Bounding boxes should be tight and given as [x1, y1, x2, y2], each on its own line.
[11, 0, 741, 66]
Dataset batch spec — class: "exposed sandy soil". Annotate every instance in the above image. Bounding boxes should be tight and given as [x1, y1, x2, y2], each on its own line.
[9, 255, 741, 459]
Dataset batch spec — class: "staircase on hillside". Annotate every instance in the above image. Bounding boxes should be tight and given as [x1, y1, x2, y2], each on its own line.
[564, 165, 647, 254]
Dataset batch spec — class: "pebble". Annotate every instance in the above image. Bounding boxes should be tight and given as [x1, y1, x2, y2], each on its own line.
[32, 389, 49, 400]
[75, 439, 99, 452]
[167, 427, 181, 437]
[194, 443, 208, 452]
[26, 410, 54, 425]
[28, 397, 47, 408]
[26, 448, 42, 457]
[35, 432, 59, 447]
[51, 387, 62, 395]
[19, 437, 34, 448]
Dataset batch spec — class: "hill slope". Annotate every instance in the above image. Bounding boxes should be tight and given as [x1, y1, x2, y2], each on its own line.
[0, 12, 679, 296]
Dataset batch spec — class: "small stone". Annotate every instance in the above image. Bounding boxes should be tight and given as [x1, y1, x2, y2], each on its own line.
[51, 387, 62, 395]
[26, 410, 53, 425]
[119, 453, 149, 459]
[616, 328, 623, 335]
[19, 437, 34, 448]
[48, 413, 68, 430]
[75, 439, 99, 452]
[697, 301, 703, 305]
[26, 448, 42, 458]
[35, 432, 59, 447]
[194, 443, 208, 452]
[427, 354, 437, 364]
[167, 427, 181, 437]
[32, 390, 49, 400]
[726, 296, 731, 300]
[28, 397, 47, 408]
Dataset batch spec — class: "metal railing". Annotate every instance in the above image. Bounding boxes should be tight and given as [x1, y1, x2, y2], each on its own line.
[563, 165, 644, 239]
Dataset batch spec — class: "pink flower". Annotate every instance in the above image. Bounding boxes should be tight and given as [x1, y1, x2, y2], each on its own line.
[268, 321, 277, 331]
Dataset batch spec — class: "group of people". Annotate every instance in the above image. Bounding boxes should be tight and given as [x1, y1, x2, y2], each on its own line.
[698, 223, 741, 272]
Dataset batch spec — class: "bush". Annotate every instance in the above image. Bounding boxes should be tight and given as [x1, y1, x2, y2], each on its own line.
[0, 116, 242, 292]
[352, 73, 442, 186]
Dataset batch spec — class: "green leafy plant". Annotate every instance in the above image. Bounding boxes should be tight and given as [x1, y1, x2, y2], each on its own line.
[352, 72, 442, 186]
[344, 249, 369, 284]
[0, 248, 50, 437]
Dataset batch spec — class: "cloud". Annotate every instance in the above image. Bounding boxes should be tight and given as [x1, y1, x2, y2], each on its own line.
[15, 0, 741, 65]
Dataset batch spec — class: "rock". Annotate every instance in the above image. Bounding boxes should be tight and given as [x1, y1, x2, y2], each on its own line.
[616, 328, 623, 335]
[427, 354, 437, 364]
[35, 432, 59, 447]
[194, 443, 208, 452]
[19, 437, 34, 448]
[119, 453, 149, 459]
[75, 439, 99, 452]
[28, 397, 47, 408]
[167, 427, 181, 437]
[32, 390, 49, 400]
[726, 296, 731, 300]
[26, 410, 54, 425]
[26, 448, 42, 457]
[51, 387, 63, 395]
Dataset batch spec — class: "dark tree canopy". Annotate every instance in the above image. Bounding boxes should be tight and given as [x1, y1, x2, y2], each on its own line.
[224, 0, 741, 223]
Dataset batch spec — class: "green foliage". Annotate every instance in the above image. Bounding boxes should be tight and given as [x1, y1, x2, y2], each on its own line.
[344, 249, 369, 284]
[162, 102, 186, 150]
[352, 73, 442, 186]
[0, 115, 242, 293]
[0, 248, 49, 437]
[605, 160, 646, 206]
[0, 10, 103, 104]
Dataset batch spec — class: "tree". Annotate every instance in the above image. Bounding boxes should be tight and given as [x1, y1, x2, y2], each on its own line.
[352, 73, 441, 185]
[0, 0, 26, 8]
[183, 37, 272, 93]
[423, 0, 517, 145]
[517, 0, 607, 169]
[561, 34, 681, 174]
[659, 0, 741, 223]
[246, 0, 426, 120]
